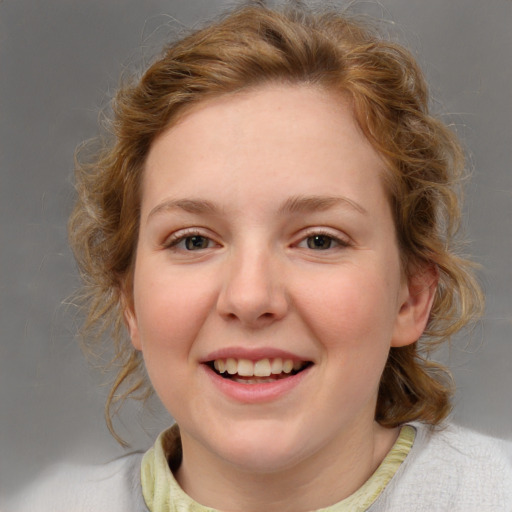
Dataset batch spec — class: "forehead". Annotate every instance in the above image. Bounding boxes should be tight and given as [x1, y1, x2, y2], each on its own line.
[142, 84, 388, 217]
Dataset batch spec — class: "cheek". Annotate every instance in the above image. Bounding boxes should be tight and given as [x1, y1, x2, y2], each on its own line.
[132, 265, 217, 356]
[295, 271, 399, 412]
[297, 271, 399, 349]
[292, 263, 402, 401]
[131, 266, 218, 411]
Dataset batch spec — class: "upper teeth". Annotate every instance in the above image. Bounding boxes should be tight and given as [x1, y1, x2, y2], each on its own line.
[213, 358, 304, 377]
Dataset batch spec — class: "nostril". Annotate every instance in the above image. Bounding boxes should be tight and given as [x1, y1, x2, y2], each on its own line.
[220, 308, 283, 327]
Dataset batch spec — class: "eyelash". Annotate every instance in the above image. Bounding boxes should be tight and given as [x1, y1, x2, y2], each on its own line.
[163, 228, 351, 253]
[163, 229, 218, 251]
[295, 229, 351, 251]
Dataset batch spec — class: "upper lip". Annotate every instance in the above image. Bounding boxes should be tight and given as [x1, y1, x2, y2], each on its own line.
[201, 347, 312, 363]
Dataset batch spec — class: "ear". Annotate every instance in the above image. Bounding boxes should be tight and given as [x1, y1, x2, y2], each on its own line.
[391, 263, 438, 348]
[121, 291, 142, 351]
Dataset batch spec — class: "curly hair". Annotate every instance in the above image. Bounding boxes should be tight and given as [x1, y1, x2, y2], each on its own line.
[69, 2, 483, 443]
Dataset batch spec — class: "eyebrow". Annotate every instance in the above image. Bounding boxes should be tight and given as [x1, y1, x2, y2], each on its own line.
[278, 195, 367, 215]
[147, 194, 367, 221]
[148, 198, 219, 220]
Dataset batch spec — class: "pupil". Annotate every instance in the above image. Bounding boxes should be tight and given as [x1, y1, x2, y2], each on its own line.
[307, 235, 332, 250]
[186, 236, 208, 250]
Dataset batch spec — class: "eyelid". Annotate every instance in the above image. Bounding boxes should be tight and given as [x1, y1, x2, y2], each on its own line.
[161, 226, 352, 251]
[162, 227, 220, 250]
[294, 227, 352, 249]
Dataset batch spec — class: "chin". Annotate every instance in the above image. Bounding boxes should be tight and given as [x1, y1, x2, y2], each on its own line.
[210, 423, 311, 474]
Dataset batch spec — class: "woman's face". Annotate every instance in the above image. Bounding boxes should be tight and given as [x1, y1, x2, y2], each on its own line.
[125, 85, 432, 474]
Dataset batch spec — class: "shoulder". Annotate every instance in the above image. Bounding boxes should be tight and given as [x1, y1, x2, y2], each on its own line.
[4, 452, 148, 512]
[372, 422, 512, 512]
[415, 422, 512, 469]
[416, 424, 512, 478]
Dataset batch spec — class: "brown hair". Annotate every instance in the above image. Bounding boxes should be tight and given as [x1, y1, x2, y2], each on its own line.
[69, 2, 483, 442]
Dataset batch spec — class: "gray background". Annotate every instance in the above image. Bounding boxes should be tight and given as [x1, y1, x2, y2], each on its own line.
[1, 0, 511, 499]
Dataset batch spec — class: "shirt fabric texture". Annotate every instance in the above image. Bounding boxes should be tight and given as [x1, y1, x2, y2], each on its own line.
[140, 424, 415, 512]
[5, 422, 512, 512]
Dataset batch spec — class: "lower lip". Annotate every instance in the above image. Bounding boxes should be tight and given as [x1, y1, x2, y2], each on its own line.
[202, 364, 312, 404]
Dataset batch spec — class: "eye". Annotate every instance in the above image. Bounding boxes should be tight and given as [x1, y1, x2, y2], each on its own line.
[305, 234, 336, 250]
[181, 235, 212, 250]
[165, 231, 217, 251]
[296, 231, 350, 251]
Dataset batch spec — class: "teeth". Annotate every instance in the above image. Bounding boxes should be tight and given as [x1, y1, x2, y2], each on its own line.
[226, 358, 237, 375]
[237, 359, 254, 376]
[271, 358, 283, 374]
[212, 357, 307, 378]
[282, 359, 293, 374]
[254, 359, 271, 377]
[213, 359, 225, 373]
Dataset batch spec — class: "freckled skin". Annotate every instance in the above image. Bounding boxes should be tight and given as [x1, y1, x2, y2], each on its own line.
[124, 85, 435, 511]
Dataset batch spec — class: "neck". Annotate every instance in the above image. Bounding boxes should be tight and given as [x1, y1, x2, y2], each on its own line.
[175, 421, 398, 512]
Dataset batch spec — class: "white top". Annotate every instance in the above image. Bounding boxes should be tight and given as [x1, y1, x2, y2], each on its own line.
[139, 424, 416, 511]
[4, 422, 512, 512]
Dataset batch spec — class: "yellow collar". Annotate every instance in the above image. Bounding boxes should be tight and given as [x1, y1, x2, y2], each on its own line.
[141, 424, 415, 512]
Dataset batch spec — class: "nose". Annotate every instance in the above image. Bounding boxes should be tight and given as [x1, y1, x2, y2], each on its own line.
[216, 246, 289, 328]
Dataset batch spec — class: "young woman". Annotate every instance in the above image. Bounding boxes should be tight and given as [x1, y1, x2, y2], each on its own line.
[9, 3, 512, 511]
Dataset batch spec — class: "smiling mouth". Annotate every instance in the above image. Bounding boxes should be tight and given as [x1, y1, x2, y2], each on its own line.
[206, 358, 312, 384]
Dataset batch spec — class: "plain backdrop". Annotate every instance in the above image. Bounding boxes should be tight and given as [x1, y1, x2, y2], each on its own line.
[1, 0, 511, 500]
